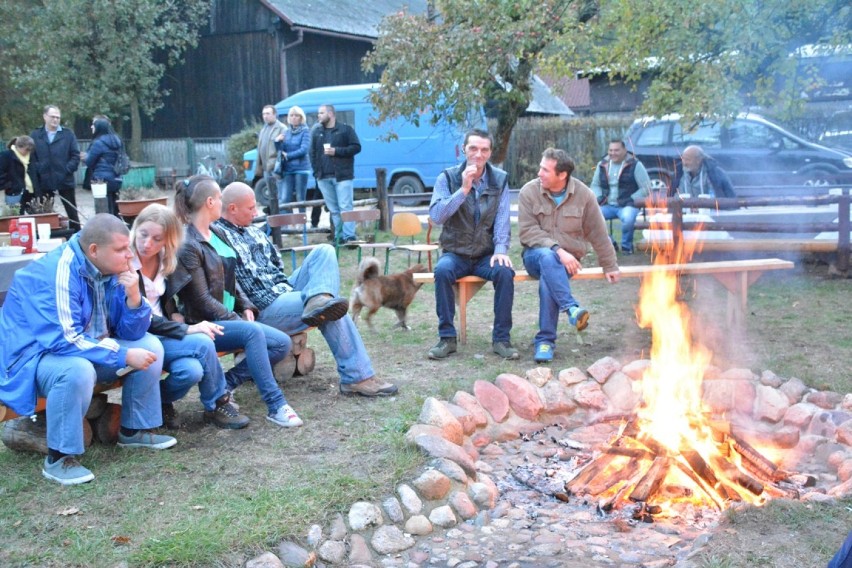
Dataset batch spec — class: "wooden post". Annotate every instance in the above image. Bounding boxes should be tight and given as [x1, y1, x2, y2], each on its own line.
[376, 168, 389, 231]
[268, 183, 282, 249]
[670, 199, 683, 254]
[838, 192, 850, 272]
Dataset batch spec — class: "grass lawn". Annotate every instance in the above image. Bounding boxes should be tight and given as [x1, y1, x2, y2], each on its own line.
[1, 222, 850, 567]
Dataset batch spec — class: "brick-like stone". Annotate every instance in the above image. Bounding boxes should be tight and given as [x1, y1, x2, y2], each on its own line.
[495, 373, 543, 421]
[474, 380, 510, 422]
[720, 367, 757, 381]
[754, 384, 790, 423]
[431, 458, 470, 484]
[537, 380, 578, 415]
[526, 367, 552, 387]
[587, 356, 621, 383]
[621, 359, 651, 381]
[449, 489, 479, 520]
[571, 380, 609, 410]
[601, 371, 641, 413]
[760, 370, 783, 388]
[558, 367, 587, 386]
[404, 423, 448, 446]
[838, 420, 852, 446]
[348, 533, 372, 565]
[414, 434, 477, 478]
[413, 469, 451, 501]
[452, 391, 489, 427]
[807, 391, 843, 410]
[442, 401, 477, 436]
[702, 380, 755, 414]
[419, 397, 464, 445]
[779, 377, 808, 404]
[784, 402, 821, 429]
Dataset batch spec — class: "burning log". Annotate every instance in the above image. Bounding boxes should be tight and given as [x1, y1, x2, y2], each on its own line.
[729, 435, 784, 483]
[672, 458, 725, 510]
[629, 456, 669, 503]
[708, 455, 764, 496]
[565, 454, 619, 495]
[587, 458, 641, 496]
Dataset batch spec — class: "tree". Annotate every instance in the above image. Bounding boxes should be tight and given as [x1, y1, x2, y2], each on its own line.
[1, 0, 210, 157]
[557, 0, 852, 124]
[363, 0, 591, 164]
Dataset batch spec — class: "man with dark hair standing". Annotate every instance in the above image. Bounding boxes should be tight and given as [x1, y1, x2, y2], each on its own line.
[427, 129, 518, 360]
[310, 104, 361, 244]
[590, 139, 651, 255]
[30, 105, 81, 231]
[0, 213, 175, 485]
[519, 148, 620, 364]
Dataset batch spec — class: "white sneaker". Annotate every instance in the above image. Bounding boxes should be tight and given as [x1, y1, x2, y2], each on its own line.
[267, 404, 303, 428]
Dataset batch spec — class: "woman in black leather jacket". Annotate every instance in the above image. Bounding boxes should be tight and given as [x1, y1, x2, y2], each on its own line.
[167, 175, 302, 428]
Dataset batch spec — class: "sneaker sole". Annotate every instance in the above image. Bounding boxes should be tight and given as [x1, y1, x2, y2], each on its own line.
[574, 311, 590, 331]
[493, 350, 519, 360]
[42, 469, 95, 485]
[117, 438, 177, 450]
[301, 298, 349, 327]
[339, 385, 399, 397]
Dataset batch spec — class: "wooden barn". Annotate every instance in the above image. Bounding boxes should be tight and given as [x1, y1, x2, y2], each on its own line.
[142, 0, 427, 138]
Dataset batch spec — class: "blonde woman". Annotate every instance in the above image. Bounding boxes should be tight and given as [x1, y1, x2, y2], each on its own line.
[168, 175, 301, 428]
[275, 105, 311, 211]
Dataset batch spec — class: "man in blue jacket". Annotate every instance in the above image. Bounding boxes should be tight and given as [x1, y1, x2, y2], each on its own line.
[30, 105, 82, 231]
[671, 145, 736, 198]
[0, 214, 175, 486]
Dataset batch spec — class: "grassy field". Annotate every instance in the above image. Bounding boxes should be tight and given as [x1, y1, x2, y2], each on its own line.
[0, 224, 850, 567]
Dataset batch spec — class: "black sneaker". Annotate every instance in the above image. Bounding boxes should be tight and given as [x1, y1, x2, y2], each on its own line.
[162, 403, 181, 430]
[492, 342, 519, 360]
[428, 337, 457, 359]
[301, 294, 349, 327]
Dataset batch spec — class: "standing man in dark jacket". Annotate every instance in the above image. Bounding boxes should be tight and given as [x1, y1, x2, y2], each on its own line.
[671, 145, 736, 198]
[310, 104, 361, 244]
[427, 129, 518, 361]
[30, 105, 81, 231]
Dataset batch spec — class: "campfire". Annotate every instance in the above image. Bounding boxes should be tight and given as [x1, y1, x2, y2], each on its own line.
[563, 218, 808, 521]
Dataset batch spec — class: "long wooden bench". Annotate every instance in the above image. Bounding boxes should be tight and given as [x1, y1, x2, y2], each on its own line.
[413, 258, 794, 344]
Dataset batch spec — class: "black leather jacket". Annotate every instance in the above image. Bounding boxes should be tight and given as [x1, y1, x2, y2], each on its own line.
[136, 271, 186, 339]
[167, 223, 257, 324]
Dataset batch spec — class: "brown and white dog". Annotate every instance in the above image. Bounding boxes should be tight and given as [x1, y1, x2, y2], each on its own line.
[349, 257, 426, 332]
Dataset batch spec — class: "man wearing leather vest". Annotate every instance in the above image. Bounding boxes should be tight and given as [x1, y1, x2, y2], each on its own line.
[427, 129, 518, 360]
[590, 140, 651, 254]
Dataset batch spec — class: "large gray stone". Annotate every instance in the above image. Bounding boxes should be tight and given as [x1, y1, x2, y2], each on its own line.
[414, 434, 477, 478]
[371, 525, 415, 554]
[348, 501, 383, 531]
[418, 397, 464, 445]
[404, 514, 433, 535]
[428, 504, 458, 528]
[246, 552, 285, 568]
[317, 540, 346, 564]
[397, 483, 423, 515]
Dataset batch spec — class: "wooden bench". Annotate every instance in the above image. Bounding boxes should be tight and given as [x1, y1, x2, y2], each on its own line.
[413, 258, 794, 344]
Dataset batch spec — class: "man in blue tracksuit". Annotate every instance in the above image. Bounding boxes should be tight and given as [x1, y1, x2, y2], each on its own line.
[0, 214, 175, 485]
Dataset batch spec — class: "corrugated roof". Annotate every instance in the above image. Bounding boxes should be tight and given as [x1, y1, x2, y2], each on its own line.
[526, 75, 574, 116]
[264, 0, 427, 39]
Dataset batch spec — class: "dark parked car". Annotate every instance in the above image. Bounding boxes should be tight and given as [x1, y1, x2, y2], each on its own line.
[624, 113, 852, 197]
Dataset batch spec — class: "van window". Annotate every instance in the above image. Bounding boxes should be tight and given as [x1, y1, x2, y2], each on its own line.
[633, 123, 668, 147]
[727, 121, 796, 150]
[280, 110, 355, 130]
[673, 122, 721, 148]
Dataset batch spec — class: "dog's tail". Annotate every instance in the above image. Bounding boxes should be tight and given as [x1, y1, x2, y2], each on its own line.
[357, 256, 382, 284]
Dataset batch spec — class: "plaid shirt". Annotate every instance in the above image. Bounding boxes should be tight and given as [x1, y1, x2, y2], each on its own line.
[83, 257, 112, 340]
[214, 219, 293, 311]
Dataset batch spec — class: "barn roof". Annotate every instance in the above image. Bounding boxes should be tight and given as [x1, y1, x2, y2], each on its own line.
[264, 0, 428, 40]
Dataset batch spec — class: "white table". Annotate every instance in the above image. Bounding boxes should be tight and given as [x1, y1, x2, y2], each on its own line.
[0, 252, 44, 292]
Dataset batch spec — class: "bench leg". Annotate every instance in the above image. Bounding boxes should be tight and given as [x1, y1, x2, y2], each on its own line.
[710, 271, 765, 328]
[455, 281, 486, 344]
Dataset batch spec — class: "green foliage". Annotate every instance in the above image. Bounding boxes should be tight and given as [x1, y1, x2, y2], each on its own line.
[363, 0, 584, 163]
[227, 121, 264, 177]
[0, 0, 211, 151]
[555, 0, 852, 123]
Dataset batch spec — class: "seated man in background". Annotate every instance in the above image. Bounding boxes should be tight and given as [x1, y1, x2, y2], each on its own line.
[0, 214, 175, 486]
[519, 148, 620, 364]
[671, 145, 736, 199]
[590, 139, 651, 255]
[215, 182, 398, 398]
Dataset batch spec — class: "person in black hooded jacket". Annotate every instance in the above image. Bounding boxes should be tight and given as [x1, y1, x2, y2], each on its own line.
[0, 136, 39, 213]
[85, 118, 124, 216]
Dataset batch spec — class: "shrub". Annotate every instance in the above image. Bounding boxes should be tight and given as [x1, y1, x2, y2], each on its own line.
[227, 122, 263, 178]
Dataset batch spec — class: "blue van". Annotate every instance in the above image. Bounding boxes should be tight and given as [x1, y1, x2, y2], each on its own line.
[243, 83, 482, 206]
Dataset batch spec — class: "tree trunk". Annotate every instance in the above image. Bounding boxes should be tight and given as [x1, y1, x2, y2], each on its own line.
[129, 96, 142, 161]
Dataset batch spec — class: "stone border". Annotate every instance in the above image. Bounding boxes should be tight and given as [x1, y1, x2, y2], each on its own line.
[248, 357, 852, 567]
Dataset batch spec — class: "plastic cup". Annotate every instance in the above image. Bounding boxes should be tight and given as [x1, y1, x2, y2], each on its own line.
[37, 223, 51, 241]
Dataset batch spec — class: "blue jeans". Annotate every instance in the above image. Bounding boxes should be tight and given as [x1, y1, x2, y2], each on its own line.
[258, 245, 374, 384]
[523, 247, 579, 347]
[280, 172, 309, 213]
[35, 333, 164, 455]
[316, 178, 355, 241]
[600, 204, 640, 252]
[213, 320, 291, 414]
[434, 251, 514, 343]
[159, 333, 226, 411]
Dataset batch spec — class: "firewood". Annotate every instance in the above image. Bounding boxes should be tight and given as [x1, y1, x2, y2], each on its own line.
[709, 455, 763, 496]
[587, 457, 639, 496]
[93, 403, 121, 445]
[274, 353, 297, 381]
[2, 415, 92, 454]
[565, 453, 618, 495]
[605, 447, 654, 460]
[672, 458, 724, 510]
[679, 447, 718, 488]
[295, 347, 315, 376]
[290, 332, 308, 356]
[629, 456, 669, 502]
[85, 393, 108, 420]
[600, 463, 653, 511]
[729, 435, 781, 482]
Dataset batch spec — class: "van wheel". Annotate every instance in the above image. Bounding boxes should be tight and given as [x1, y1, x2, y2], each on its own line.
[391, 175, 425, 206]
[801, 168, 834, 188]
[648, 173, 670, 193]
[254, 177, 272, 207]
